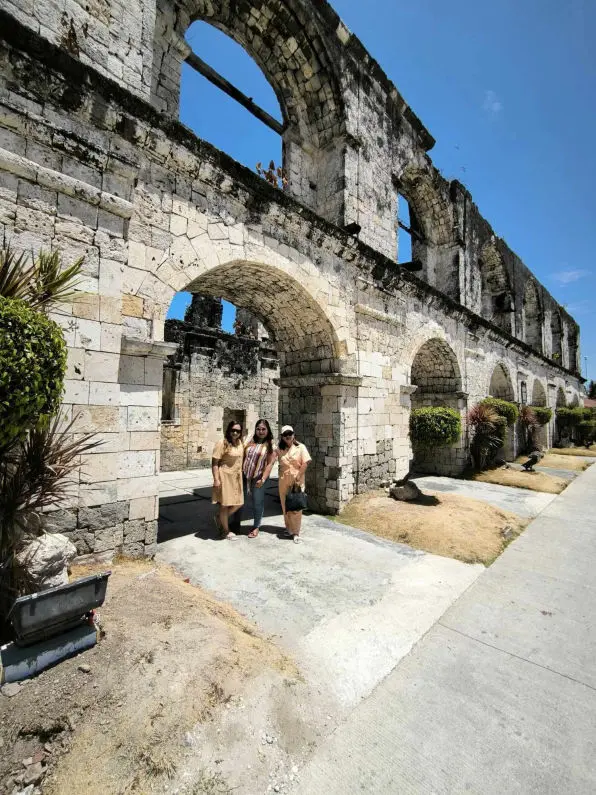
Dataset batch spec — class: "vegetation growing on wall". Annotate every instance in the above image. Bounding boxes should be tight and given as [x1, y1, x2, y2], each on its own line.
[409, 407, 461, 449]
[530, 406, 552, 425]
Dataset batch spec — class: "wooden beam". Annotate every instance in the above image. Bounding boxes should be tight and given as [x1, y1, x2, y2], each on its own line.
[185, 51, 285, 136]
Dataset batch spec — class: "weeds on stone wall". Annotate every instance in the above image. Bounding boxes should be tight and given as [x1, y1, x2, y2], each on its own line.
[256, 160, 288, 190]
[530, 406, 552, 426]
[480, 397, 519, 426]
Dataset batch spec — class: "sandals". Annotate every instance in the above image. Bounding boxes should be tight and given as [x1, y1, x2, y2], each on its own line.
[247, 528, 259, 538]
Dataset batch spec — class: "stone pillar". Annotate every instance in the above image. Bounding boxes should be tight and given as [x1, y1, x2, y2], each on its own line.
[278, 373, 362, 514]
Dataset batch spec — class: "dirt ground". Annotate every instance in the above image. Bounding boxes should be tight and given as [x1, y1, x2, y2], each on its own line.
[516, 453, 590, 472]
[0, 559, 312, 795]
[551, 446, 596, 458]
[336, 490, 527, 566]
[472, 467, 567, 494]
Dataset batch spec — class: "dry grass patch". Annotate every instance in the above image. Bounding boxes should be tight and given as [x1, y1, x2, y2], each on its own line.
[551, 446, 596, 458]
[337, 489, 527, 566]
[473, 467, 566, 494]
[516, 453, 590, 472]
[0, 558, 297, 795]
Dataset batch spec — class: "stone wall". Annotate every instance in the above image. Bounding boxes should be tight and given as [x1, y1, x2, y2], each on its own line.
[0, 3, 585, 560]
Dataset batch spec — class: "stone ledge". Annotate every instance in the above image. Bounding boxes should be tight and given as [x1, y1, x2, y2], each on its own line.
[121, 337, 178, 358]
[0, 146, 133, 218]
[278, 373, 363, 389]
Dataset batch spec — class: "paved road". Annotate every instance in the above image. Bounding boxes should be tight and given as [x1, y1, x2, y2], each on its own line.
[295, 463, 596, 794]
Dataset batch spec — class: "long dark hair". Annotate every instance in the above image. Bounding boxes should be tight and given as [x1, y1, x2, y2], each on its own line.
[252, 418, 273, 454]
[224, 419, 243, 449]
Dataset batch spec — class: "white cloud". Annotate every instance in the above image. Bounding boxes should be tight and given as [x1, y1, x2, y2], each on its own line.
[551, 269, 590, 285]
[483, 90, 503, 114]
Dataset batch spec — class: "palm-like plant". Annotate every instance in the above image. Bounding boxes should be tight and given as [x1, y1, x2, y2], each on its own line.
[0, 247, 83, 311]
[468, 402, 504, 471]
[519, 404, 539, 452]
[0, 245, 92, 634]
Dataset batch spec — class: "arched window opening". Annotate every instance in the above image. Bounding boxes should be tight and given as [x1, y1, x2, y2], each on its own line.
[550, 310, 563, 363]
[489, 363, 515, 402]
[479, 244, 513, 334]
[523, 280, 542, 353]
[568, 327, 579, 374]
[396, 193, 424, 270]
[181, 21, 283, 173]
[161, 291, 278, 473]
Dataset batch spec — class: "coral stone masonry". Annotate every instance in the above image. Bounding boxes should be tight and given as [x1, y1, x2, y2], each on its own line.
[0, 0, 583, 559]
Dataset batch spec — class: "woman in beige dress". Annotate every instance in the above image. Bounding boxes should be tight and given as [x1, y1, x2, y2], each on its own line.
[211, 420, 244, 539]
[278, 425, 311, 543]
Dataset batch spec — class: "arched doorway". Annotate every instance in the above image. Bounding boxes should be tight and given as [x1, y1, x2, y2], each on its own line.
[488, 363, 516, 459]
[531, 378, 548, 449]
[409, 338, 465, 474]
[555, 387, 568, 446]
[158, 260, 349, 512]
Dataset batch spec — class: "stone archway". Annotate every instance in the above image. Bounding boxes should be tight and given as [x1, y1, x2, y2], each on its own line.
[555, 386, 568, 446]
[397, 165, 458, 299]
[489, 362, 516, 459]
[531, 378, 548, 448]
[152, 259, 353, 513]
[409, 337, 465, 475]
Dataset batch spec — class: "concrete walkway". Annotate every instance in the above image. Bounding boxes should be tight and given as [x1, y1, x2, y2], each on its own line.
[413, 474, 557, 517]
[295, 463, 596, 794]
[156, 469, 482, 711]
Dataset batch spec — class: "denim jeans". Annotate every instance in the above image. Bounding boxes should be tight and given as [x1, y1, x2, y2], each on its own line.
[230, 475, 268, 530]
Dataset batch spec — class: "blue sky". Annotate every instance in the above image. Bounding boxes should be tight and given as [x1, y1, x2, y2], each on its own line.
[170, 0, 595, 383]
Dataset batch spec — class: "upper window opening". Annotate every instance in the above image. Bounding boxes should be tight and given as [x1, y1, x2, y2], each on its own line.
[397, 193, 413, 264]
[181, 21, 283, 172]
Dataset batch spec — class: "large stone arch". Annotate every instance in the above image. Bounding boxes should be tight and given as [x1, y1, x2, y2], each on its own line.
[152, 0, 347, 219]
[567, 325, 579, 374]
[139, 256, 353, 512]
[489, 362, 515, 401]
[523, 279, 542, 353]
[479, 241, 514, 334]
[488, 362, 516, 458]
[409, 337, 465, 475]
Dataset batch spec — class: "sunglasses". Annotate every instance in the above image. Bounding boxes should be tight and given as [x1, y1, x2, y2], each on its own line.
[230, 428, 242, 434]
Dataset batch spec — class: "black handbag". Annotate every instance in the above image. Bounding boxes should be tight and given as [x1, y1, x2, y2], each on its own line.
[285, 483, 308, 512]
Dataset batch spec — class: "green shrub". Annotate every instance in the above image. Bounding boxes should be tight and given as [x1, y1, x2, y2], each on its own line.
[410, 407, 461, 449]
[556, 407, 585, 427]
[0, 298, 66, 453]
[481, 397, 519, 426]
[577, 420, 596, 446]
[530, 406, 552, 425]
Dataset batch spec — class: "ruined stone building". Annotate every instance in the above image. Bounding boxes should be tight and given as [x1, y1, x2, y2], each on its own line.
[0, 0, 583, 558]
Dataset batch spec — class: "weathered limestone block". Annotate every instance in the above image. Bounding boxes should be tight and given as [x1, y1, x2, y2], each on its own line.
[93, 524, 124, 553]
[78, 502, 129, 531]
[15, 533, 77, 590]
[389, 481, 422, 501]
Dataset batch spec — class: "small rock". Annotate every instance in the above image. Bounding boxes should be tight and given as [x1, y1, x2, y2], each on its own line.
[78, 664, 91, 674]
[21, 761, 44, 786]
[291, 766, 298, 774]
[22, 758, 33, 768]
[389, 481, 422, 501]
[273, 787, 280, 793]
[183, 732, 195, 747]
[1, 682, 22, 697]
[266, 735, 274, 744]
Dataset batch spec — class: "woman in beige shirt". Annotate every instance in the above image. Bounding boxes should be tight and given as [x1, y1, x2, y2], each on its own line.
[278, 425, 311, 543]
[211, 420, 244, 539]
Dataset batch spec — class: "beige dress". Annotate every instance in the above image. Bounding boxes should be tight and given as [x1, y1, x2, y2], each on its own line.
[211, 440, 244, 506]
[278, 442, 312, 513]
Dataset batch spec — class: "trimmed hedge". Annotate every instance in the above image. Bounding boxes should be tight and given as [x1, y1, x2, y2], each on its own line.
[0, 297, 66, 452]
[530, 406, 553, 426]
[410, 407, 461, 449]
[481, 397, 519, 426]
